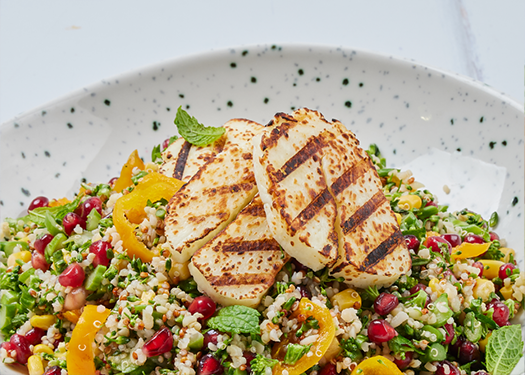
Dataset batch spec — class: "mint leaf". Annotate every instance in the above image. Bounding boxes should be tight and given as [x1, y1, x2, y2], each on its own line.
[207, 305, 261, 335]
[486, 325, 524, 375]
[174, 106, 225, 147]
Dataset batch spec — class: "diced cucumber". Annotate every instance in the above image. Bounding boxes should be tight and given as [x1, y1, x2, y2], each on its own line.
[0, 303, 18, 330]
[44, 233, 67, 262]
[188, 332, 204, 351]
[85, 265, 107, 291]
[0, 241, 29, 257]
[423, 342, 446, 362]
[86, 208, 101, 231]
[45, 211, 63, 236]
[420, 325, 444, 343]
[1, 290, 18, 305]
[19, 267, 36, 284]
[429, 293, 453, 327]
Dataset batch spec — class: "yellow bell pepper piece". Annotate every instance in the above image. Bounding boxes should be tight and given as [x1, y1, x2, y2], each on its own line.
[499, 284, 514, 300]
[113, 172, 183, 262]
[48, 197, 71, 207]
[67, 305, 111, 375]
[272, 298, 335, 375]
[451, 242, 491, 260]
[479, 331, 492, 353]
[331, 288, 362, 310]
[479, 260, 504, 279]
[394, 213, 402, 226]
[350, 355, 403, 375]
[397, 194, 422, 210]
[112, 149, 145, 193]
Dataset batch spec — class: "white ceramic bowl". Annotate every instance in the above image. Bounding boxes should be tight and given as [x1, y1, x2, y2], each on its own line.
[1, 44, 523, 374]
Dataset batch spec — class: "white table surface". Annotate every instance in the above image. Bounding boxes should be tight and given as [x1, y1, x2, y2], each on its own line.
[0, 0, 524, 124]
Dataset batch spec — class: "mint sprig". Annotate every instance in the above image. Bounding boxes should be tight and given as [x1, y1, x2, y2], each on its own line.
[174, 106, 225, 147]
[207, 305, 261, 335]
[486, 324, 524, 375]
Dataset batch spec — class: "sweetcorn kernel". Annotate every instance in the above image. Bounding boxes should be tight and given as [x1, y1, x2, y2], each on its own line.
[7, 250, 32, 267]
[33, 344, 54, 355]
[27, 355, 45, 375]
[30, 315, 56, 330]
[472, 278, 495, 301]
[330, 288, 362, 310]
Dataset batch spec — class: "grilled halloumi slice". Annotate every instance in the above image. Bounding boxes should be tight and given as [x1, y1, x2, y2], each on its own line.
[252, 110, 339, 271]
[189, 196, 289, 307]
[254, 108, 410, 286]
[311, 114, 411, 288]
[165, 119, 263, 263]
[159, 136, 226, 182]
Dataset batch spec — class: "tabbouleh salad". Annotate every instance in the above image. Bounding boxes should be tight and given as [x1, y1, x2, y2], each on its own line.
[0, 109, 523, 375]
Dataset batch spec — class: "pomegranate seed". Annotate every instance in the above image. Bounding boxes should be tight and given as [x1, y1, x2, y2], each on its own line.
[28, 196, 49, 211]
[296, 285, 312, 299]
[464, 233, 485, 244]
[10, 333, 31, 364]
[188, 296, 216, 320]
[435, 360, 460, 375]
[1, 341, 15, 351]
[162, 138, 171, 150]
[318, 363, 338, 375]
[197, 354, 224, 375]
[393, 351, 414, 370]
[449, 335, 464, 359]
[404, 235, 420, 252]
[25, 327, 46, 346]
[291, 258, 309, 272]
[472, 261, 484, 277]
[143, 327, 173, 357]
[243, 351, 256, 371]
[486, 299, 509, 327]
[32, 252, 50, 271]
[426, 236, 452, 255]
[442, 233, 462, 247]
[458, 339, 481, 364]
[203, 329, 220, 349]
[34, 234, 54, 254]
[58, 263, 85, 287]
[43, 366, 62, 375]
[374, 293, 399, 315]
[489, 232, 500, 241]
[425, 200, 438, 207]
[473, 372, 489, 375]
[498, 263, 517, 280]
[367, 319, 397, 343]
[89, 240, 112, 267]
[76, 196, 103, 221]
[108, 177, 118, 187]
[442, 323, 455, 345]
[62, 212, 86, 236]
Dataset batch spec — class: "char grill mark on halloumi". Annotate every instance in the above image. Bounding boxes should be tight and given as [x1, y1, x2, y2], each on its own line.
[319, 119, 411, 288]
[189, 196, 289, 307]
[159, 136, 226, 182]
[164, 119, 263, 263]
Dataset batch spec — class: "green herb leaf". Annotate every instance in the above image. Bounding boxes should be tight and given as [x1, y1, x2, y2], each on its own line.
[207, 305, 261, 335]
[486, 324, 524, 375]
[174, 106, 225, 147]
[283, 343, 312, 365]
[249, 354, 278, 375]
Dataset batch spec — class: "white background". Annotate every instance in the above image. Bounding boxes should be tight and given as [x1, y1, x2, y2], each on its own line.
[0, 0, 524, 124]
